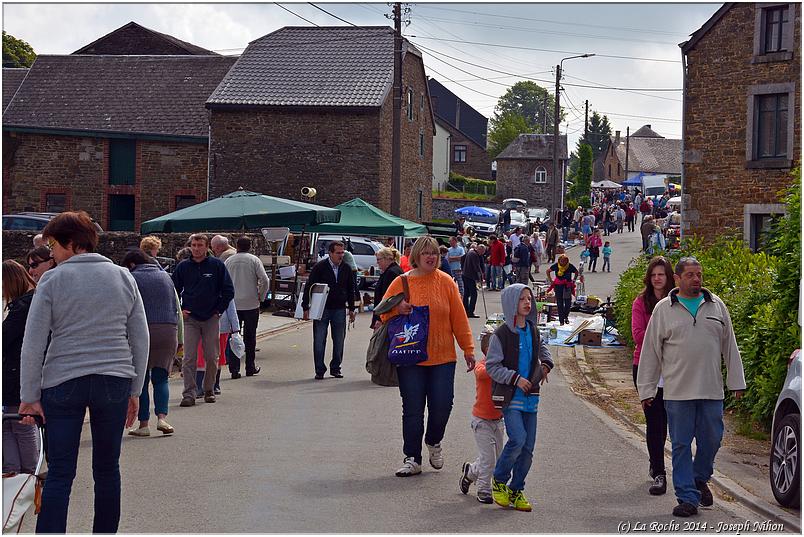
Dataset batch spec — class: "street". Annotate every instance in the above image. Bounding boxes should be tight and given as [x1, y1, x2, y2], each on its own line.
[55, 229, 791, 533]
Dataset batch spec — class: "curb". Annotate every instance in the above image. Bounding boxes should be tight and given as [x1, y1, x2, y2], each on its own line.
[565, 344, 801, 533]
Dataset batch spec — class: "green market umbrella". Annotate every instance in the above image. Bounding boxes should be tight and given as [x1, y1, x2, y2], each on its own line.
[293, 198, 428, 238]
[140, 190, 341, 233]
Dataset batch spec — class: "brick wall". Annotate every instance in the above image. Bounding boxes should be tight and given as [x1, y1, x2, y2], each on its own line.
[3, 230, 270, 267]
[2, 131, 208, 231]
[684, 3, 801, 240]
[439, 121, 491, 180]
[495, 159, 556, 208]
[431, 197, 499, 220]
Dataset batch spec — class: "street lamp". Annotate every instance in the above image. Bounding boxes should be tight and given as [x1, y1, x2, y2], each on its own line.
[552, 53, 594, 220]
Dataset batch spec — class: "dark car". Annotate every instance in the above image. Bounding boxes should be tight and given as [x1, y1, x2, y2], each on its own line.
[2, 212, 104, 232]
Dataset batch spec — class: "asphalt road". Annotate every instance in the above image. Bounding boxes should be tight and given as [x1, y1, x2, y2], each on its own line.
[58, 229, 785, 533]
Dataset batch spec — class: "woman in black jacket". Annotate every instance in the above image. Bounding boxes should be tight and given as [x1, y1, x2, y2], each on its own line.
[2, 260, 40, 473]
[371, 246, 403, 329]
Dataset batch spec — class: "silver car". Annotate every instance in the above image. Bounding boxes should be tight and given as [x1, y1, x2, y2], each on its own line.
[770, 348, 801, 508]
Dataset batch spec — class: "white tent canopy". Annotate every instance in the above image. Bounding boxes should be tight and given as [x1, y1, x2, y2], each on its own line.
[592, 180, 622, 189]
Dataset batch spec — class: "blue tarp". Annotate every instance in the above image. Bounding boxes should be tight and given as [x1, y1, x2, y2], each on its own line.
[622, 173, 644, 187]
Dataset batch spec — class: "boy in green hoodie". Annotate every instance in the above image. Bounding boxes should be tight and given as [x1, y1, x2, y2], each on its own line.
[485, 283, 553, 511]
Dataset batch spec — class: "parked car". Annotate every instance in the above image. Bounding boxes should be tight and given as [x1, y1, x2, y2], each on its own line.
[770, 348, 801, 508]
[464, 209, 500, 236]
[2, 212, 104, 232]
[314, 235, 384, 288]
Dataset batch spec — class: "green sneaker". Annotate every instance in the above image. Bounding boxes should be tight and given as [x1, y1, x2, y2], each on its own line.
[492, 479, 511, 508]
[511, 489, 532, 512]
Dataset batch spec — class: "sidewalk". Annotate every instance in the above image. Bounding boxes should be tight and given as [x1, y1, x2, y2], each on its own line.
[553, 229, 801, 532]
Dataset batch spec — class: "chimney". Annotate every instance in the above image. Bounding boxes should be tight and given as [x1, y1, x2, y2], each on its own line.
[646, 124, 651, 130]
[614, 131, 621, 145]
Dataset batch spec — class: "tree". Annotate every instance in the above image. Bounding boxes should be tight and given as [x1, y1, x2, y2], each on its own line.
[487, 112, 530, 159]
[493, 81, 564, 134]
[581, 111, 612, 161]
[570, 143, 593, 206]
[3, 32, 35, 68]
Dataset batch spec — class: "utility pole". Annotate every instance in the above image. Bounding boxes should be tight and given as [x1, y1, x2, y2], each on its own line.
[390, 2, 402, 216]
[552, 64, 561, 219]
[625, 126, 630, 181]
[542, 95, 548, 134]
[584, 100, 589, 142]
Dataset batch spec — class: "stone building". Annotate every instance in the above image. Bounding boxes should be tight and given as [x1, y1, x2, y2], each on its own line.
[681, 2, 801, 248]
[598, 126, 682, 182]
[2, 53, 235, 230]
[428, 78, 491, 182]
[495, 134, 567, 208]
[207, 26, 435, 222]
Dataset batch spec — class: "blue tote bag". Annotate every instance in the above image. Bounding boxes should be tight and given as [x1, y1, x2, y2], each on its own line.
[387, 276, 429, 366]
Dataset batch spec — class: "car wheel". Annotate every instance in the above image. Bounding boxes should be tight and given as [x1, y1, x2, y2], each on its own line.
[770, 412, 800, 508]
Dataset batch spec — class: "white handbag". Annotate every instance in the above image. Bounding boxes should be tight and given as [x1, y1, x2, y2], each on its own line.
[228, 332, 245, 359]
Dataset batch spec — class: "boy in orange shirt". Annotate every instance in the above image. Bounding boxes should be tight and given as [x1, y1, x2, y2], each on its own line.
[459, 358, 505, 504]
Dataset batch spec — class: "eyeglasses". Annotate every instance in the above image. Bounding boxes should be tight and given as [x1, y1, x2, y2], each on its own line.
[46, 238, 57, 249]
[29, 258, 52, 269]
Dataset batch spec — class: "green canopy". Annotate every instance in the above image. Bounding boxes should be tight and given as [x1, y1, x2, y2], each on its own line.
[140, 190, 341, 233]
[294, 198, 428, 237]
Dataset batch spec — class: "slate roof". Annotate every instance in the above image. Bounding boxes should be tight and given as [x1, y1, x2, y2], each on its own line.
[630, 124, 664, 138]
[3, 68, 28, 112]
[73, 21, 217, 56]
[3, 55, 236, 138]
[496, 134, 568, 160]
[614, 135, 682, 175]
[593, 155, 607, 180]
[207, 26, 416, 107]
[428, 77, 488, 148]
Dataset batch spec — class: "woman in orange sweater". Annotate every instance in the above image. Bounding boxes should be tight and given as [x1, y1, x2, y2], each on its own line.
[381, 235, 476, 477]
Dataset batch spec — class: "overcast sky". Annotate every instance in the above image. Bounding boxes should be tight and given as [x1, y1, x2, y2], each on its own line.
[3, 2, 720, 151]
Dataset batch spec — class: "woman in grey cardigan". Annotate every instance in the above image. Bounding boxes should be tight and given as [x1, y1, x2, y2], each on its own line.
[18, 211, 149, 534]
[123, 249, 183, 437]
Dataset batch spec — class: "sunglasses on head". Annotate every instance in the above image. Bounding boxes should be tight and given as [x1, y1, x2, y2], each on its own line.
[47, 238, 57, 249]
[29, 258, 52, 269]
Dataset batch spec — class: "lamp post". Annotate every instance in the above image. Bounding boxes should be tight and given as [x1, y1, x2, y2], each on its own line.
[552, 53, 594, 220]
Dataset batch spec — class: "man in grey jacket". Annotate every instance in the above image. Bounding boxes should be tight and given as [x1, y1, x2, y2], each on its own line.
[637, 257, 746, 518]
[225, 236, 270, 378]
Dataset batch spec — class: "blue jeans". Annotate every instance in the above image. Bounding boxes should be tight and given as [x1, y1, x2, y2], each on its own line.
[562, 226, 569, 242]
[494, 407, 538, 491]
[664, 399, 724, 506]
[37, 374, 131, 534]
[138, 367, 169, 421]
[313, 308, 346, 376]
[396, 362, 456, 464]
[490, 266, 504, 290]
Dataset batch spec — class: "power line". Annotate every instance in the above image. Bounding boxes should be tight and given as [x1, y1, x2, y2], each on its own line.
[408, 35, 681, 64]
[425, 65, 501, 100]
[308, 3, 358, 26]
[414, 4, 689, 37]
[274, 3, 319, 26]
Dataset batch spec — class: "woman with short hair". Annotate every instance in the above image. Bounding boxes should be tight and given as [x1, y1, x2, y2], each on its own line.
[18, 211, 149, 533]
[26, 245, 56, 283]
[381, 235, 476, 477]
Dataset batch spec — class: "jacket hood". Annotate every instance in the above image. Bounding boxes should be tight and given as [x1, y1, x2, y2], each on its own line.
[60, 253, 112, 265]
[501, 283, 531, 330]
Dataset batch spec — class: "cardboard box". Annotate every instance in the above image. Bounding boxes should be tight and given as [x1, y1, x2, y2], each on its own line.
[579, 329, 602, 346]
[259, 255, 292, 266]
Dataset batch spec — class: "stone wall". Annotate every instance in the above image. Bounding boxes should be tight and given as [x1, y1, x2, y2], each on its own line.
[430, 197, 500, 220]
[683, 3, 801, 240]
[3, 230, 271, 267]
[2, 132, 209, 231]
[495, 158, 557, 208]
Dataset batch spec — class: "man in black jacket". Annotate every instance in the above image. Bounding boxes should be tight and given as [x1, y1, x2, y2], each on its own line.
[172, 233, 234, 406]
[302, 240, 356, 379]
[462, 244, 485, 318]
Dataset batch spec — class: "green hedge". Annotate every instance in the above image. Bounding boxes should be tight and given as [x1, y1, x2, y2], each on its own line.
[613, 172, 800, 428]
[448, 172, 496, 196]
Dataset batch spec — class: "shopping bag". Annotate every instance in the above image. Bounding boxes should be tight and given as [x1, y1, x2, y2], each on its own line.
[386, 276, 429, 366]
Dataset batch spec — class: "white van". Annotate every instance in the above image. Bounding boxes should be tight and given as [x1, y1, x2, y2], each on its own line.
[641, 175, 668, 199]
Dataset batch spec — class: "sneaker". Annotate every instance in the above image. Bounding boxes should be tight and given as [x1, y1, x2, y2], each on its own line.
[426, 443, 443, 470]
[395, 457, 422, 477]
[696, 480, 713, 507]
[476, 491, 493, 504]
[459, 462, 472, 494]
[213, 387, 221, 395]
[246, 367, 261, 377]
[204, 391, 216, 403]
[156, 418, 174, 435]
[180, 397, 195, 407]
[128, 426, 150, 437]
[672, 502, 698, 517]
[510, 489, 532, 512]
[492, 479, 511, 508]
[649, 475, 667, 495]
[231, 372, 242, 379]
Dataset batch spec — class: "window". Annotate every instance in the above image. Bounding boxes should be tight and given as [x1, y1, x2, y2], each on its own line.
[108, 139, 136, 185]
[108, 194, 135, 231]
[617, 163, 622, 175]
[533, 166, 547, 184]
[351, 242, 375, 256]
[757, 94, 788, 158]
[744, 204, 785, 252]
[45, 193, 66, 213]
[417, 189, 423, 220]
[419, 131, 425, 158]
[608, 164, 612, 177]
[754, 4, 794, 61]
[454, 144, 467, 163]
[175, 195, 196, 210]
[747, 83, 795, 167]
[407, 89, 414, 121]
